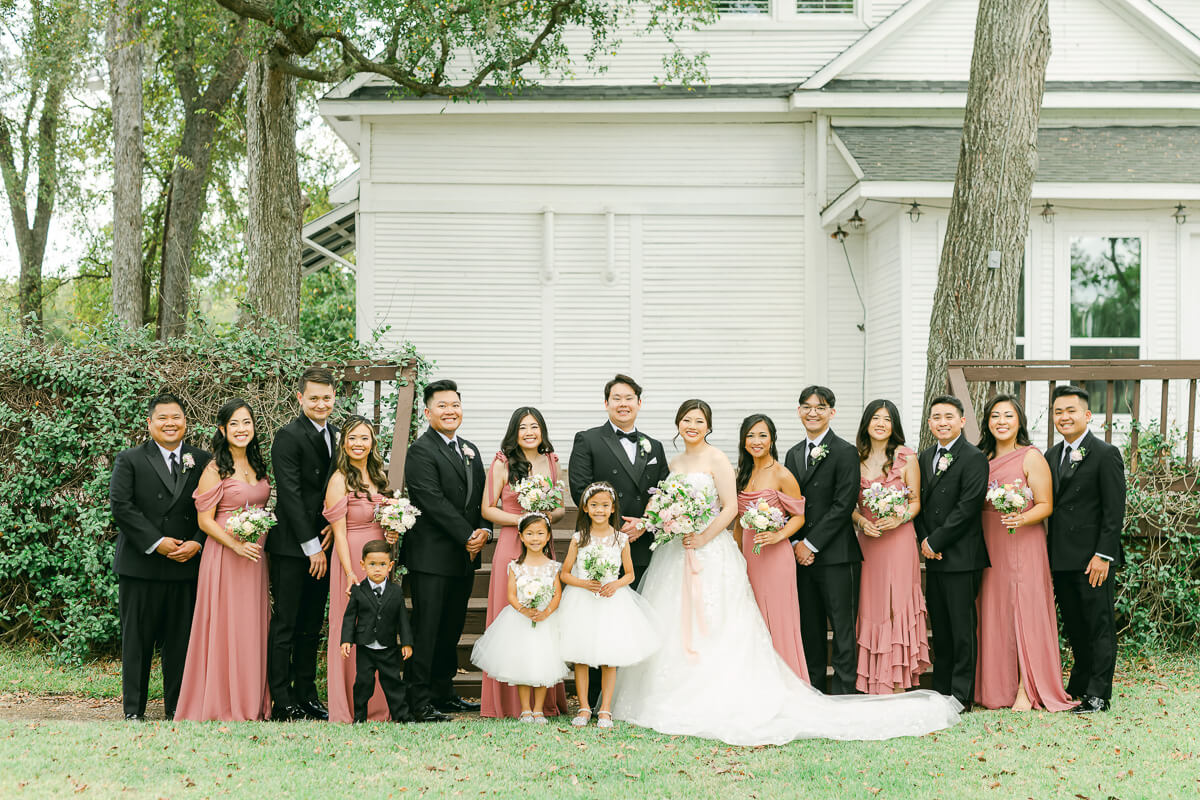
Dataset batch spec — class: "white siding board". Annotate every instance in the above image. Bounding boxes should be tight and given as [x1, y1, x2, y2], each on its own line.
[865, 215, 904, 412]
[824, 236, 868, 437]
[826, 139, 859, 205]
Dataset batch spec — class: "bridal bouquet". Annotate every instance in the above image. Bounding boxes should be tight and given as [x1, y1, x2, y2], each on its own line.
[860, 483, 910, 521]
[226, 505, 276, 543]
[739, 500, 787, 554]
[515, 574, 554, 626]
[514, 474, 566, 513]
[644, 475, 718, 551]
[580, 543, 621, 583]
[987, 480, 1033, 529]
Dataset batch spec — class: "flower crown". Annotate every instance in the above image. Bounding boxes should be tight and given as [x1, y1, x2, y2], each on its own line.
[581, 482, 617, 505]
[518, 511, 551, 529]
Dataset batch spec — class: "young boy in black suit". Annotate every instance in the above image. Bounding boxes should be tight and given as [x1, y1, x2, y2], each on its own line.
[341, 540, 415, 723]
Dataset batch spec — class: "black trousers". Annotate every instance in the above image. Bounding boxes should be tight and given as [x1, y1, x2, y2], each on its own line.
[796, 562, 860, 694]
[1053, 570, 1117, 700]
[267, 554, 329, 708]
[925, 569, 982, 707]
[118, 576, 196, 718]
[354, 646, 411, 722]
[406, 570, 473, 710]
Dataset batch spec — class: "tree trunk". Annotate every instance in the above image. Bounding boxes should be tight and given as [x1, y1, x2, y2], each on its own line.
[243, 53, 301, 331]
[107, 0, 144, 331]
[919, 0, 1051, 448]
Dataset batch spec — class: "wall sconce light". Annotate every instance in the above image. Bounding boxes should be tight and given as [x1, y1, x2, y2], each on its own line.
[831, 225, 848, 242]
[1040, 202, 1055, 224]
[907, 202, 922, 223]
[848, 209, 865, 230]
[1174, 204, 1188, 225]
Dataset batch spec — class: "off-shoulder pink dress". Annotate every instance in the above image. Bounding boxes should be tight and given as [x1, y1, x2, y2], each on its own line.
[480, 452, 569, 718]
[324, 491, 391, 723]
[736, 489, 810, 683]
[176, 477, 272, 721]
[976, 446, 1075, 711]
[855, 446, 931, 694]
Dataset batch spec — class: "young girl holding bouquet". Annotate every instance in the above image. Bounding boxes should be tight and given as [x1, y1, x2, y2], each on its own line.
[470, 513, 568, 723]
[557, 482, 659, 729]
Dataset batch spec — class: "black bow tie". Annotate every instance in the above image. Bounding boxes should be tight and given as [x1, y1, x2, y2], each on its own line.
[615, 429, 639, 443]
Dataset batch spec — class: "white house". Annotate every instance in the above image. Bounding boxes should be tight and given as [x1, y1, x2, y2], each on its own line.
[306, 0, 1200, 458]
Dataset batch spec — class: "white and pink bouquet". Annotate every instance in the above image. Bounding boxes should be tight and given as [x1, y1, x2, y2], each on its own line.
[986, 480, 1033, 528]
[515, 574, 555, 626]
[644, 475, 718, 551]
[860, 483, 910, 522]
[225, 505, 276, 543]
[514, 474, 566, 513]
[739, 500, 788, 555]
[375, 493, 421, 543]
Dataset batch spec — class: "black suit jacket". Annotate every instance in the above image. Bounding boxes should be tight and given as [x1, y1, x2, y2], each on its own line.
[783, 430, 862, 565]
[402, 429, 487, 577]
[1045, 431, 1126, 571]
[340, 579, 413, 649]
[268, 414, 336, 559]
[109, 440, 212, 580]
[568, 423, 670, 568]
[915, 437, 990, 572]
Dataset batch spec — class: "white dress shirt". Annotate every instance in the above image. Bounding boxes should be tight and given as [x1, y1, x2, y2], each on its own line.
[800, 428, 830, 554]
[611, 422, 638, 463]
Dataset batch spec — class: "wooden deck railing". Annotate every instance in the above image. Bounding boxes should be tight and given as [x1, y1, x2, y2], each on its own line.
[322, 359, 420, 487]
[946, 360, 1200, 469]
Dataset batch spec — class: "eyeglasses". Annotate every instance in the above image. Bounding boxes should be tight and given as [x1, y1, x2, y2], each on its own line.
[799, 405, 830, 413]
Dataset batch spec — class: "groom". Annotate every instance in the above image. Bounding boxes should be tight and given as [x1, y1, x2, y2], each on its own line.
[784, 385, 861, 695]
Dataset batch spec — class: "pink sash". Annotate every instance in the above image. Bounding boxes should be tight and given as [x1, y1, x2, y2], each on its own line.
[681, 548, 709, 659]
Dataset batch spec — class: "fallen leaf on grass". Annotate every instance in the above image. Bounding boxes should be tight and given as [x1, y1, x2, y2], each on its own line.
[624, 773, 640, 779]
[425, 766, 446, 772]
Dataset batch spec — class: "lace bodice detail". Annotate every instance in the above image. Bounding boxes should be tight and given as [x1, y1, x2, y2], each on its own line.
[571, 530, 627, 582]
[508, 559, 561, 610]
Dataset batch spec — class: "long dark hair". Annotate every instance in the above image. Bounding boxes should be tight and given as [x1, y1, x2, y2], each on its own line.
[211, 398, 268, 481]
[515, 512, 553, 565]
[500, 406, 554, 485]
[334, 415, 391, 497]
[575, 482, 620, 549]
[736, 414, 779, 492]
[673, 398, 713, 446]
[977, 394, 1033, 459]
[855, 399, 906, 474]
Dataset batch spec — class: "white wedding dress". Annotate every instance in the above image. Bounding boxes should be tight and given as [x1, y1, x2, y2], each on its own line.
[612, 473, 962, 746]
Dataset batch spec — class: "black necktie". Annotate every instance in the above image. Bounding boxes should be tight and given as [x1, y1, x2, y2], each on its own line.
[449, 439, 462, 459]
[168, 452, 179, 483]
[805, 442, 815, 471]
[1060, 445, 1072, 478]
[321, 427, 332, 456]
[374, 585, 383, 598]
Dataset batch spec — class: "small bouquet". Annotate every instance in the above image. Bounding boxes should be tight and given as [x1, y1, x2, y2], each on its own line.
[580, 543, 621, 583]
[644, 475, 718, 551]
[986, 480, 1033, 529]
[375, 493, 421, 541]
[225, 505, 276, 543]
[739, 500, 787, 554]
[860, 483, 910, 522]
[515, 574, 555, 627]
[514, 474, 566, 513]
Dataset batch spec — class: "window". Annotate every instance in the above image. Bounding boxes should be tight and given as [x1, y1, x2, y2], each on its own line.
[1068, 236, 1142, 414]
[797, 0, 854, 11]
[715, 0, 768, 13]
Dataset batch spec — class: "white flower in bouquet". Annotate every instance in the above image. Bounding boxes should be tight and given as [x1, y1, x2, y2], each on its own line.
[580, 543, 621, 583]
[738, 499, 787, 554]
[515, 574, 554, 626]
[514, 474, 566, 513]
[644, 475, 718, 551]
[986, 480, 1033, 529]
[225, 505, 276, 543]
[375, 493, 421, 544]
[860, 482, 910, 522]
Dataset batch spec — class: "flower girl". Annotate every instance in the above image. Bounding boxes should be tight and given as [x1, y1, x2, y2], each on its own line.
[470, 512, 568, 723]
[558, 482, 659, 729]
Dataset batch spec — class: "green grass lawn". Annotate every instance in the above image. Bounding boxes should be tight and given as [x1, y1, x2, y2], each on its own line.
[2, 647, 1198, 799]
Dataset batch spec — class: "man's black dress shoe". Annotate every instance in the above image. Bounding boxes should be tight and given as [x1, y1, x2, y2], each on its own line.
[434, 696, 480, 713]
[415, 704, 450, 723]
[124, 713, 144, 721]
[271, 704, 305, 721]
[1070, 695, 1110, 714]
[297, 698, 329, 721]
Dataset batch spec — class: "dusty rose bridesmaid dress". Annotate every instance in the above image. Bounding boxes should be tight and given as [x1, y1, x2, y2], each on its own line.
[176, 478, 271, 721]
[736, 489, 810, 683]
[324, 492, 390, 723]
[976, 446, 1075, 711]
[855, 446, 931, 694]
[480, 452, 569, 718]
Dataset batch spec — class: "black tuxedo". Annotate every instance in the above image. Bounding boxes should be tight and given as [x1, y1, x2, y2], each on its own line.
[341, 579, 414, 721]
[568, 424, 670, 575]
[402, 428, 487, 710]
[267, 414, 337, 710]
[1046, 431, 1126, 701]
[109, 440, 211, 717]
[915, 436, 989, 706]
[783, 430, 861, 694]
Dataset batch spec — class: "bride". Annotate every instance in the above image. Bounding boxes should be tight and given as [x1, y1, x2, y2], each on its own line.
[612, 399, 962, 745]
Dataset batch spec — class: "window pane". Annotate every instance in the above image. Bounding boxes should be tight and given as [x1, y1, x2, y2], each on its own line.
[717, 0, 769, 12]
[1016, 343, 1025, 359]
[1070, 237, 1141, 338]
[797, 0, 854, 12]
[1069, 344, 1140, 415]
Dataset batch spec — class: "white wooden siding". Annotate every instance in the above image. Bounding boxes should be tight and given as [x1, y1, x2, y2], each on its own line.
[823, 234, 868, 437]
[865, 214, 904, 417]
[825, 138, 859, 206]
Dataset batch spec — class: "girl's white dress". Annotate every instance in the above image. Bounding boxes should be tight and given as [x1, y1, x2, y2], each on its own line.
[557, 530, 660, 667]
[470, 560, 569, 688]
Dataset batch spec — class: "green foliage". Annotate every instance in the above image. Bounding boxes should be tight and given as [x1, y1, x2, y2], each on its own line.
[0, 319, 431, 661]
[298, 265, 356, 350]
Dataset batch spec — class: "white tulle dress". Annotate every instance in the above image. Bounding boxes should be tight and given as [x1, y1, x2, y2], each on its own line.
[612, 473, 962, 745]
[470, 560, 570, 688]
[556, 530, 660, 667]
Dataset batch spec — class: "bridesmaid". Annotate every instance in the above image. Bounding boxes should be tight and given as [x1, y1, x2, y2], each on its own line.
[176, 399, 271, 721]
[850, 400, 930, 695]
[975, 395, 1074, 711]
[732, 414, 809, 683]
[324, 415, 394, 723]
[480, 407, 569, 718]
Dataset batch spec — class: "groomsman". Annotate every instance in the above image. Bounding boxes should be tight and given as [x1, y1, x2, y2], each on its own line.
[268, 367, 338, 721]
[784, 386, 861, 695]
[916, 395, 989, 709]
[109, 393, 211, 720]
[1046, 385, 1126, 713]
[403, 379, 489, 722]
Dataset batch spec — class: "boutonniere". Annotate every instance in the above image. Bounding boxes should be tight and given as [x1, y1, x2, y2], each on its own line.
[181, 453, 196, 472]
[936, 452, 954, 475]
[639, 437, 652, 455]
[461, 444, 475, 461]
[810, 444, 829, 463]
[1070, 447, 1086, 469]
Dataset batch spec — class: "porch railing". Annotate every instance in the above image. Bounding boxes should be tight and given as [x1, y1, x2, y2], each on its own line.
[322, 359, 420, 488]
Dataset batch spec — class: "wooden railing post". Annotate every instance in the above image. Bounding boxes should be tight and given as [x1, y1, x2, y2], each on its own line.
[387, 362, 419, 492]
[946, 364, 980, 442]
